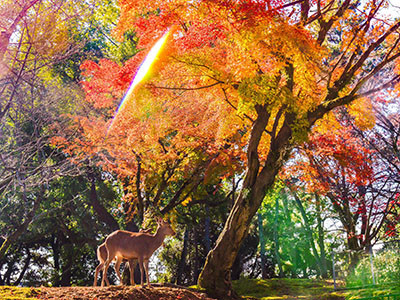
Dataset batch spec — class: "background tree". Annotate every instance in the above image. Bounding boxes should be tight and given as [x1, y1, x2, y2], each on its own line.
[351, 101, 400, 238]
[0, 0, 87, 260]
[257, 182, 331, 279]
[0, 0, 136, 284]
[288, 102, 400, 271]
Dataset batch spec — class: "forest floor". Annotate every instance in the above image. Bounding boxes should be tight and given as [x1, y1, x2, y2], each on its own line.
[232, 278, 346, 299]
[1, 279, 398, 300]
[0, 284, 215, 300]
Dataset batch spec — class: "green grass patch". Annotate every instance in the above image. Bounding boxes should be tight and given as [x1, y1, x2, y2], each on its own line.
[232, 278, 346, 300]
[345, 282, 400, 299]
[0, 286, 41, 300]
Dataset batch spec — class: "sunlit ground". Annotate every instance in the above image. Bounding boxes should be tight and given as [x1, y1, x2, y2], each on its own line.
[2, 278, 400, 299]
[232, 278, 345, 299]
[0, 286, 40, 300]
[232, 278, 400, 300]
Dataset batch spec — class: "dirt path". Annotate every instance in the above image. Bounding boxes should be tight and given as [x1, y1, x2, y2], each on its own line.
[40, 285, 216, 300]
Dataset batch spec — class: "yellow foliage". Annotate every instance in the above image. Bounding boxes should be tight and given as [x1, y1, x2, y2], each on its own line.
[347, 97, 375, 130]
[181, 197, 192, 206]
[312, 111, 343, 135]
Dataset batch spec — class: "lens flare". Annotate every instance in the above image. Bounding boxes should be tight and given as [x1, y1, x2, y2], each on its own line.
[108, 29, 172, 135]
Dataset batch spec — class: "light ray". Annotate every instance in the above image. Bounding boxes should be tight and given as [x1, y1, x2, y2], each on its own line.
[107, 29, 172, 135]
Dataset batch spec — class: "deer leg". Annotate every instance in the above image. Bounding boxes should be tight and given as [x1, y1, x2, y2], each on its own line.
[102, 250, 116, 287]
[138, 257, 145, 287]
[93, 262, 103, 286]
[101, 258, 112, 287]
[144, 259, 151, 287]
[114, 257, 123, 285]
[128, 259, 136, 286]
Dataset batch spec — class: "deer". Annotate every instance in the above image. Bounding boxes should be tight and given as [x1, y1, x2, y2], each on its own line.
[93, 228, 152, 287]
[101, 218, 175, 287]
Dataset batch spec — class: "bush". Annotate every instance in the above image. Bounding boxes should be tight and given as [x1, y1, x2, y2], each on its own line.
[347, 248, 400, 287]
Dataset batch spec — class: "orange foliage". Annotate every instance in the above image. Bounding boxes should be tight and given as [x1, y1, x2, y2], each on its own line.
[284, 116, 375, 195]
[53, 0, 400, 216]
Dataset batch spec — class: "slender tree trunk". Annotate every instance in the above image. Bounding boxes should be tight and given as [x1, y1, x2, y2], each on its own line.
[59, 244, 73, 286]
[292, 191, 322, 276]
[176, 228, 189, 285]
[257, 213, 267, 279]
[231, 251, 243, 281]
[194, 228, 201, 283]
[4, 260, 14, 285]
[347, 235, 361, 272]
[315, 194, 328, 278]
[198, 190, 259, 299]
[204, 206, 211, 253]
[0, 266, 3, 285]
[14, 248, 31, 286]
[273, 196, 284, 278]
[51, 234, 61, 286]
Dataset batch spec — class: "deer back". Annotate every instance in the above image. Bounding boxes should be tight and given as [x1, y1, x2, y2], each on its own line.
[105, 230, 162, 260]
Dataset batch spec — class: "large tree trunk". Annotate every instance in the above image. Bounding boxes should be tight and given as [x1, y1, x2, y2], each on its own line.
[197, 188, 265, 299]
[198, 105, 294, 299]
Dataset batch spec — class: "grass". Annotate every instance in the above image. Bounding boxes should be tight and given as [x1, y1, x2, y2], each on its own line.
[232, 278, 346, 299]
[1, 279, 399, 300]
[231, 278, 400, 300]
[345, 282, 400, 299]
[0, 286, 41, 300]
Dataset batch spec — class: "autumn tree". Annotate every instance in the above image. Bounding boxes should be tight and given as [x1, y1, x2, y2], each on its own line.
[0, 0, 139, 285]
[55, 48, 242, 226]
[351, 102, 400, 238]
[60, 0, 400, 298]
[289, 110, 400, 270]
[0, 0, 120, 261]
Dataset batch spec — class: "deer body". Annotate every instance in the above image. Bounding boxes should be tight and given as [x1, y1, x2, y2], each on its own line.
[101, 219, 175, 287]
[93, 228, 151, 286]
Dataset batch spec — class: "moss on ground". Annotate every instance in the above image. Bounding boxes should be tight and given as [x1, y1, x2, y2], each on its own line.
[232, 278, 346, 300]
[0, 286, 41, 300]
[345, 283, 400, 299]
